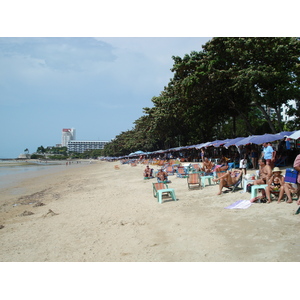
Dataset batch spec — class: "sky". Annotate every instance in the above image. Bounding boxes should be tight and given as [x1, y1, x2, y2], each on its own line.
[1, 2, 297, 159]
[0, 37, 212, 158]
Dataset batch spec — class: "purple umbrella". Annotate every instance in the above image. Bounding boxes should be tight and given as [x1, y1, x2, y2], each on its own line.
[249, 133, 287, 145]
[212, 139, 232, 147]
[223, 137, 246, 148]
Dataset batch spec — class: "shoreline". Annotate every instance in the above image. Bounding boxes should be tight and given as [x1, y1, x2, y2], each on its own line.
[0, 161, 299, 262]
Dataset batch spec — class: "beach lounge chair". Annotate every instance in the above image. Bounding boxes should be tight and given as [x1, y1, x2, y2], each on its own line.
[225, 172, 243, 192]
[215, 171, 243, 193]
[152, 182, 177, 204]
[176, 166, 188, 178]
[187, 173, 201, 190]
[165, 165, 175, 175]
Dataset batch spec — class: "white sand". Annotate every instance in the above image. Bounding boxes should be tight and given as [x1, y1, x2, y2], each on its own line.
[0, 161, 300, 262]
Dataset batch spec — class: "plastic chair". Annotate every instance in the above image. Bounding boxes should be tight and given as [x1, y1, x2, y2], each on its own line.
[251, 184, 268, 199]
[187, 173, 201, 190]
[201, 175, 214, 188]
[176, 167, 188, 178]
[152, 183, 177, 204]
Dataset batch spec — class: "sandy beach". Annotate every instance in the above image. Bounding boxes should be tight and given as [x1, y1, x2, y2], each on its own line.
[0, 160, 299, 262]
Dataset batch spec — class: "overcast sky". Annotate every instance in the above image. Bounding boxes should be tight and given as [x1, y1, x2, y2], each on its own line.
[1, 1, 296, 158]
[0, 37, 211, 158]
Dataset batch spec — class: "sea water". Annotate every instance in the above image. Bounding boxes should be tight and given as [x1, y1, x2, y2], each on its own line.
[0, 160, 81, 190]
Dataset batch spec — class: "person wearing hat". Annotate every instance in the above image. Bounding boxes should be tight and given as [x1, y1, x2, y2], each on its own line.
[265, 167, 285, 203]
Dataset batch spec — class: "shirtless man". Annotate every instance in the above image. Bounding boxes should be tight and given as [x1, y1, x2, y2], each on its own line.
[213, 169, 243, 195]
[157, 168, 168, 182]
[253, 158, 272, 185]
[202, 158, 215, 174]
[143, 166, 152, 178]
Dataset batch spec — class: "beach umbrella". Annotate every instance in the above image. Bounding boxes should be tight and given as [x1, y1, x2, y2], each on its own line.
[194, 142, 212, 149]
[223, 137, 246, 148]
[249, 133, 288, 145]
[288, 130, 300, 140]
[235, 135, 265, 146]
[213, 139, 232, 147]
[133, 150, 145, 154]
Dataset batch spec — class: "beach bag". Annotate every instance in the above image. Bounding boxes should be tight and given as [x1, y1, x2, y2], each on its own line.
[285, 168, 298, 184]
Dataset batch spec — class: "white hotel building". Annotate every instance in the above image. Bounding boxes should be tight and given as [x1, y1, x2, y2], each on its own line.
[61, 128, 109, 153]
[67, 140, 108, 153]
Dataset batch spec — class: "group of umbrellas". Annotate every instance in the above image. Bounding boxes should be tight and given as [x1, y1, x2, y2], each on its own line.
[105, 130, 300, 160]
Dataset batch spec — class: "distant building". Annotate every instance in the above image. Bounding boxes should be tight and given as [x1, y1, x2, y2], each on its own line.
[281, 100, 298, 122]
[67, 140, 109, 153]
[61, 128, 76, 147]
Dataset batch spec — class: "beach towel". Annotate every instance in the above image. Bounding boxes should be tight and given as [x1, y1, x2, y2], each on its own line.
[225, 200, 252, 209]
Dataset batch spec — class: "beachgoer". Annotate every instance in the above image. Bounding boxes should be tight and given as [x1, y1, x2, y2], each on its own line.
[157, 168, 168, 182]
[250, 148, 258, 169]
[202, 158, 215, 174]
[143, 166, 152, 178]
[253, 158, 272, 185]
[293, 154, 300, 205]
[239, 153, 247, 175]
[212, 169, 243, 195]
[200, 149, 205, 162]
[261, 142, 275, 169]
[215, 157, 229, 172]
[265, 167, 285, 203]
[284, 183, 298, 204]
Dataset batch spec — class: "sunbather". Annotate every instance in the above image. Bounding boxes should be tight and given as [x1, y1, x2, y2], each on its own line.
[213, 169, 242, 195]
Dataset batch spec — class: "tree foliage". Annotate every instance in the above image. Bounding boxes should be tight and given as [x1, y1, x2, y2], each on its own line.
[103, 37, 300, 157]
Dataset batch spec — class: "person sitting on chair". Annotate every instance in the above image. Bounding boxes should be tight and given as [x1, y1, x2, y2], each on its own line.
[212, 169, 243, 195]
[253, 158, 272, 185]
[143, 166, 153, 178]
[214, 157, 229, 172]
[157, 168, 169, 182]
[265, 167, 285, 203]
[202, 158, 215, 174]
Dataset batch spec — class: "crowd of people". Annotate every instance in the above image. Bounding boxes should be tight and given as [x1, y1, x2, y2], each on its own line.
[140, 145, 300, 205]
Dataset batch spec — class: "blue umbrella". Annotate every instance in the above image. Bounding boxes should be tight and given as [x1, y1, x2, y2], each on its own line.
[249, 133, 287, 145]
[235, 136, 260, 146]
[213, 139, 232, 147]
[223, 137, 246, 148]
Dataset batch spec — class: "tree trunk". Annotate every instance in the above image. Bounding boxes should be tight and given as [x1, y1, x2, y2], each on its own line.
[255, 104, 277, 133]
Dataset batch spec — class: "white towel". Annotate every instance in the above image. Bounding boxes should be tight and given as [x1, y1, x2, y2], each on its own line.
[225, 200, 252, 209]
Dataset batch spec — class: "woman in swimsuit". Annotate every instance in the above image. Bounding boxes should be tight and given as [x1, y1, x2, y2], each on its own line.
[265, 167, 285, 203]
[213, 169, 242, 195]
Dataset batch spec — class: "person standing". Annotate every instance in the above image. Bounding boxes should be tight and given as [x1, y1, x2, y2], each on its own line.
[262, 142, 275, 169]
[250, 147, 259, 169]
[293, 154, 300, 205]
